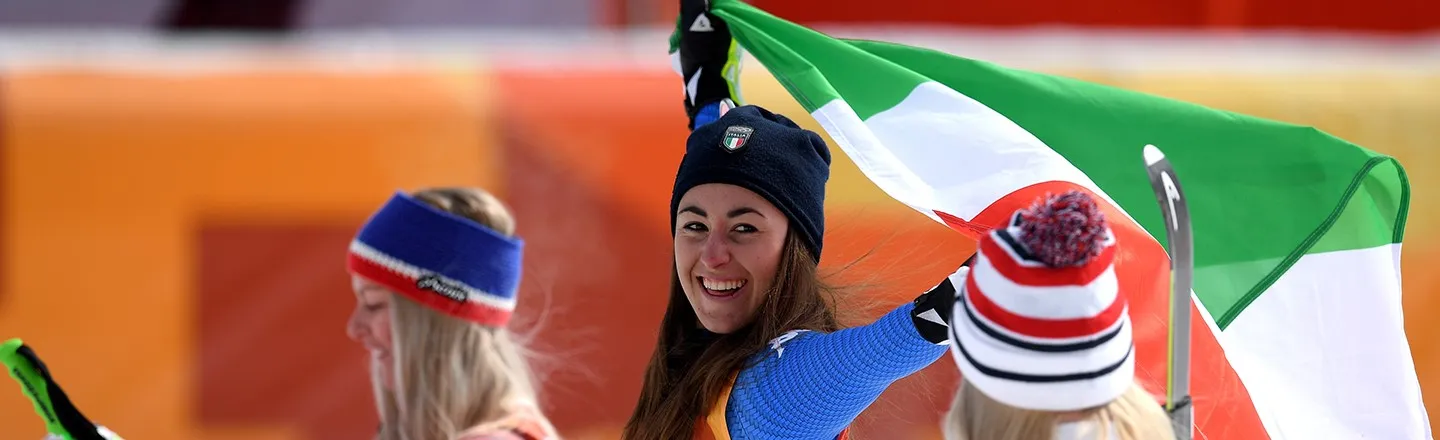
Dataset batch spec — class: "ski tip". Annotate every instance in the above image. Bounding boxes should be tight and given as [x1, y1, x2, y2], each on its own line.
[1143, 144, 1166, 166]
[1, 338, 21, 354]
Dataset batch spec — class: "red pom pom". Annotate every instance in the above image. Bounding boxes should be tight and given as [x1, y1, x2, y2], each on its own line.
[1017, 191, 1108, 268]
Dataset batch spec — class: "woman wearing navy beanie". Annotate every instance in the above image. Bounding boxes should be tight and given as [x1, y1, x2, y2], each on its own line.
[622, 2, 968, 439]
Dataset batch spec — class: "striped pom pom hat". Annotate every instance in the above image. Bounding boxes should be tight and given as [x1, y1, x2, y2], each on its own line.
[347, 192, 524, 327]
[948, 190, 1133, 411]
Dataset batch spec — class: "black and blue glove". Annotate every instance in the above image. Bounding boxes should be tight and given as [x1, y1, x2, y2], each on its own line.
[670, 0, 745, 130]
[911, 264, 972, 345]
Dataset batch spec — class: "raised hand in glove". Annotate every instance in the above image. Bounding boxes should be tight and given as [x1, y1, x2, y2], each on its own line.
[670, 0, 744, 130]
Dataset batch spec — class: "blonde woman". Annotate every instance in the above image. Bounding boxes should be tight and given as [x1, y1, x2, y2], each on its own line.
[943, 191, 1175, 440]
[345, 188, 558, 440]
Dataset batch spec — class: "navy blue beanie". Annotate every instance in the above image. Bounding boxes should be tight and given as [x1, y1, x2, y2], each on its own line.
[670, 105, 831, 260]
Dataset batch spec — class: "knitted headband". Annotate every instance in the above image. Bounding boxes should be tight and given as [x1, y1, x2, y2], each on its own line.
[948, 191, 1134, 411]
[670, 105, 831, 260]
[347, 192, 525, 327]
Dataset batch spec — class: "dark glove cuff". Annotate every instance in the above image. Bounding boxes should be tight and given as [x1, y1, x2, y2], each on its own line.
[680, 62, 738, 127]
[911, 277, 958, 344]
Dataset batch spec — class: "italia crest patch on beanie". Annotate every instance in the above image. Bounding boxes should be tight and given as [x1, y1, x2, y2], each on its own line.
[721, 125, 754, 152]
[948, 190, 1134, 412]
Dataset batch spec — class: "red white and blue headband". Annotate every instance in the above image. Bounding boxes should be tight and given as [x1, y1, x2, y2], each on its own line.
[346, 192, 524, 327]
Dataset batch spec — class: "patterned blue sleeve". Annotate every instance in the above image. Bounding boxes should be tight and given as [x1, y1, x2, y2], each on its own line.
[724, 302, 948, 439]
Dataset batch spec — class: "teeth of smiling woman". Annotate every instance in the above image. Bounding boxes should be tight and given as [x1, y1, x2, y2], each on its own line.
[702, 278, 745, 291]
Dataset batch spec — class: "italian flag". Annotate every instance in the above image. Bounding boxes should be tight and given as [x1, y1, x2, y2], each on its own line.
[705, 0, 1431, 438]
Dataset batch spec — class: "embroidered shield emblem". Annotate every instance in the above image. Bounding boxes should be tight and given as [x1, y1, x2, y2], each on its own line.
[721, 125, 754, 153]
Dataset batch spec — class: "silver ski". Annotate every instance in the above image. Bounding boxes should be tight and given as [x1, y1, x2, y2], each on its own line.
[1143, 144, 1195, 440]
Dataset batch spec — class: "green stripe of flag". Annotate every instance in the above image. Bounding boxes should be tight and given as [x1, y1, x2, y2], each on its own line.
[715, 3, 921, 116]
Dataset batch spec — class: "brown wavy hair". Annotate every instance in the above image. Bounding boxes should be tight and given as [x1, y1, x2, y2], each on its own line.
[622, 231, 845, 440]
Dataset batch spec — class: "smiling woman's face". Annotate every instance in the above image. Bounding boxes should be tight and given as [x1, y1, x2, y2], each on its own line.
[673, 183, 789, 334]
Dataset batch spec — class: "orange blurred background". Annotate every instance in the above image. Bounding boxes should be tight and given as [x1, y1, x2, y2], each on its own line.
[0, 46, 1435, 439]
